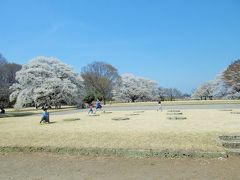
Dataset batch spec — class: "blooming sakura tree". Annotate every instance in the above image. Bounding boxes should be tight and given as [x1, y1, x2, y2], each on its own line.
[210, 73, 229, 99]
[192, 67, 239, 100]
[113, 73, 159, 102]
[10, 56, 84, 109]
[191, 72, 230, 100]
[222, 60, 240, 99]
[191, 81, 214, 99]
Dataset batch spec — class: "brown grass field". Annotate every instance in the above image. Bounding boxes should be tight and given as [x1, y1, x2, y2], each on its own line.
[1, 106, 240, 157]
[108, 99, 240, 106]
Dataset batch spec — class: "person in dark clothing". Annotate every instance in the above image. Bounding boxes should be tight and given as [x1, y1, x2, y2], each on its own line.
[0, 107, 5, 114]
[95, 99, 102, 111]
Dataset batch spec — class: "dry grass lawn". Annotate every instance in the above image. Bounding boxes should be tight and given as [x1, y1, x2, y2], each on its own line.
[0, 109, 240, 154]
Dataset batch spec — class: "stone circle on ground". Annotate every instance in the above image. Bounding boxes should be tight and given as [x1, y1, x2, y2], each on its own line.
[218, 135, 240, 155]
[125, 113, 140, 116]
[230, 112, 240, 114]
[167, 112, 183, 115]
[133, 111, 145, 113]
[112, 117, 130, 121]
[63, 118, 81, 121]
[89, 114, 100, 116]
[167, 110, 181, 112]
[102, 111, 112, 114]
[167, 116, 187, 120]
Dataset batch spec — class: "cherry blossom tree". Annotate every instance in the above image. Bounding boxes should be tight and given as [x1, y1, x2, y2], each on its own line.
[191, 81, 214, 99]
[10, 56, 84, 109]
[211, 73, 229, 99]
[192, 70, 234, 100]
[113, 73, 159, 102]
[222, 60, 240, 99]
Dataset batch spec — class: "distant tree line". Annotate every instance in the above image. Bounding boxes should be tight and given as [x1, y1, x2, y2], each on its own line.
[192, 59, 240, 100]
[0, 53, 197, 109]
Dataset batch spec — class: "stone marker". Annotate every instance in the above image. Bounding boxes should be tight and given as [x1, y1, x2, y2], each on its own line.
[125, 113, 140, 116]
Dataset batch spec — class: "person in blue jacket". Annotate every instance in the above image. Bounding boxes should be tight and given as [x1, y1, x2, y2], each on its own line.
[40, 108, 49, 124]
[95, 99, 102, 111]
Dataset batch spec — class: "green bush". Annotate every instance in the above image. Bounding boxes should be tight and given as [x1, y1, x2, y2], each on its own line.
[83, 93, 95, 104]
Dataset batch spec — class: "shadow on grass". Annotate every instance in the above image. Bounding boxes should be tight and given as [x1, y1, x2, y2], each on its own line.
[48, 122, 56, 124]
[62, 118, 81, 122]
[0, 112, 36, 118]
[40, 122, 57, 125]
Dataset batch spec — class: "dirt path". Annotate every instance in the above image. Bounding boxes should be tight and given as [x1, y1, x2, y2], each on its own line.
[0, 153, 239, 180]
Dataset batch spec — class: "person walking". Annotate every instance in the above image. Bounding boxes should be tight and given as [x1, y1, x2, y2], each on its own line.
[157, 100, 162, 112]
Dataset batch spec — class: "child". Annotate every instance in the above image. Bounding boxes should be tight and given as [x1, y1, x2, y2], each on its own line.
[40, 108, 49, 124]
[88, 103, 94, 114]
[95, 99, 102, 111]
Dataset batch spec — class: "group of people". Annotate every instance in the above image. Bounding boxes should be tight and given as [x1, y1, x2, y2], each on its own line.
[39, 100, 103, 124]
[88, 99, 102, 114]
[39, 99, 162, 124]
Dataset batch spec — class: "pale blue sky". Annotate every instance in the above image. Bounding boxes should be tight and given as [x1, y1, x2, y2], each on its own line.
[1, 0, 240, 93]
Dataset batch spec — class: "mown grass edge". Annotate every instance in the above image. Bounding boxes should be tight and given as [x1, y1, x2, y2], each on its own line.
[0, 146, 227, 158]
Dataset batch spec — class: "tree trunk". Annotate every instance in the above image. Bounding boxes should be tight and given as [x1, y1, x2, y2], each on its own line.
[103, 97, 106, 105]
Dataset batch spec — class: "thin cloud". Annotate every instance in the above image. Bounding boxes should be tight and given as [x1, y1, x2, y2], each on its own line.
[41, 22, 65, 38]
